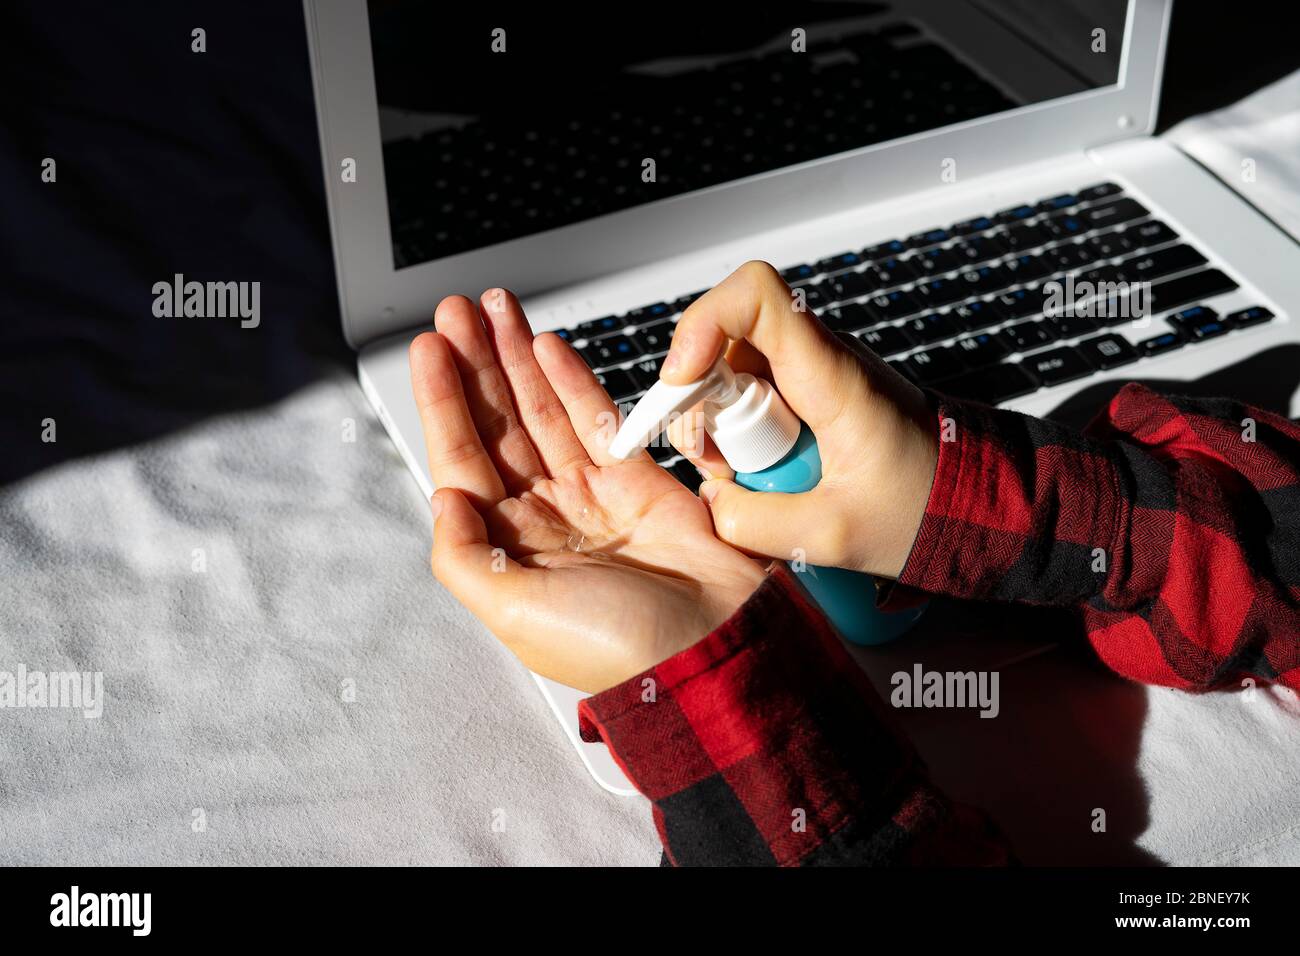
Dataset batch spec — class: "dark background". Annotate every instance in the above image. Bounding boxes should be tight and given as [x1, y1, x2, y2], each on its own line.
[0, 1, 1295, 488]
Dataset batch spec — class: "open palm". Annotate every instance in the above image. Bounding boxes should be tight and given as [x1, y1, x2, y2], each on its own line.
[410, 290, 764, 693]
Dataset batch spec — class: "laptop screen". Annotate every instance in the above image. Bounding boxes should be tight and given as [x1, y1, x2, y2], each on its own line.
[368, 0, 1129, 269]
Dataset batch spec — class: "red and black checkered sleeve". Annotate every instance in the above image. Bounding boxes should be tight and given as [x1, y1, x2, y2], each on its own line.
[901, 382, 1300, 690]
[578, 566, 1014, 866]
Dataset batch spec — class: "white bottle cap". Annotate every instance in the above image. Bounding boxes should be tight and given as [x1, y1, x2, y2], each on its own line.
[607, 358, 802, 474]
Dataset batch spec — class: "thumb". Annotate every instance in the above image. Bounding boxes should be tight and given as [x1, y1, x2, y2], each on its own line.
[698, 479, 838, 565]
[430, 488, 526, 612]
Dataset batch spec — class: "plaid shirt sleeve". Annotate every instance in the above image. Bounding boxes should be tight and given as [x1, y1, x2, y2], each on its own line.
[900, 382, 1300, 690]
[577, 566, 1014, 866]
[579, 382, 1300, 866]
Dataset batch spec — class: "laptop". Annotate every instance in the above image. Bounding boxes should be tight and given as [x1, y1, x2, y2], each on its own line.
[303, 0, 1298, 794]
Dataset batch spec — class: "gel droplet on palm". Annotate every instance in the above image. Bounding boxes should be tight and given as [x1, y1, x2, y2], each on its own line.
[607, 358, 925, 645]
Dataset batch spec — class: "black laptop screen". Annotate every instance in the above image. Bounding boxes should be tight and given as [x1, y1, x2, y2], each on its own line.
[367, 1, 1128, 268]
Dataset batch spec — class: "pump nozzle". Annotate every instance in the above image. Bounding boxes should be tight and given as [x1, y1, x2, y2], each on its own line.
[607, 357, 802, 474]
[607, 358, 737, 461]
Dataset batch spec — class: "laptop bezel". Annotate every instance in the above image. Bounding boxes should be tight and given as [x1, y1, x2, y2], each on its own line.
[304, 0, 1170, 348]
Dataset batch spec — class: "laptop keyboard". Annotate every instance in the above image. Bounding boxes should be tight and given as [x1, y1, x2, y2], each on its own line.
[552, 182, 1274, 492]
[385, 21, 1013, 266]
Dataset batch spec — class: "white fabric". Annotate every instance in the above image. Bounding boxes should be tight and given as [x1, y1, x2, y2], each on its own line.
[2, 71, 1297, 865]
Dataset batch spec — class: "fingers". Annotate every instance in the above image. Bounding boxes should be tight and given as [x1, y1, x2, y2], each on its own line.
[409, 331, 507, 506]
[534, 331, 645, 466]
[665, 403, 733, 481]
[661, 261, 863, 431]
[434, 295, 547, 493]
[478, 288, 591, 477]
[698, 479, 844, 565]
[430, 487, 532, 625]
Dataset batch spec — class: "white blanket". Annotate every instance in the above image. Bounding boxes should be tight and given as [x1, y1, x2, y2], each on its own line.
[2, 71, 1297, 866]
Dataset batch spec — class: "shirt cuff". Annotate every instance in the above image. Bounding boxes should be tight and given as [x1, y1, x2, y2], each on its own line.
[577, 566, 922, 865]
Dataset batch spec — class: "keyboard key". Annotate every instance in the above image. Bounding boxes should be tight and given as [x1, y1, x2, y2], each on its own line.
[1046, 313, 1100, 339]
[856, 324, 912, 357]
[781, 263, 817, 284]
[629, 320, 674, 354]
[1168, 305, 1228, 341]
[1043, 211, 1088, 239]
[1042, 241, 1100, 272]
[913, 276, 967, 308]
[1188, 317, 1230, 340]
[903, 346, 965, 384]
[937, 362, 1039, 403]
[994, 287, 1044, 320]
[628, 357, 663, 391]
[956, 263, 1009, 296]
[1125, 219, 1178, 249]
[1001, 222, 1051, 252]
[902, 312, 961, 344]
[868, 256, 918, 287]
[1002, 253, 1052, 284]
[816, 251, 863, 274]
[1079, 182, 1122, 202]
[1085, 229, 1135, 260]
[595, 368, 639, 402]
[954, 234, 1008, 265]
[866, 289, 923, 322]
[949, 215, 994, 236]
[953, 331, 1009, 367]
[824, 269, 878, 302]
[577, 315, 624, 337]
[995, 203, 1037, 224]
[911, 245, 964, 276]
[581, 336, 642, 368]
[1080, 197, 1148, 229]
[949, 299, 1005, 332]
[1148, 269, 1237, 313]
[1078, 262, 1123, 286]
[1226, 305, 1274, 328]
[1138, 331, 1184, 356]
[627, 302, 673, 322]
[1036, 193, 1080, 212]
[1022, 346, 1093, 386]
[1167, 304, 1217, 327]
[1078, 333, 1138, 370]
[1114, 243, 1206, 283]
[823, 302, 874, 333]
[906, 228, 951, 250]
[1004, 319, 1056, 351]
[863, 238, 908, 260]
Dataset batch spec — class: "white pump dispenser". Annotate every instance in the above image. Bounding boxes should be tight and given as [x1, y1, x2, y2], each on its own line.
[607, 358, 803, 473]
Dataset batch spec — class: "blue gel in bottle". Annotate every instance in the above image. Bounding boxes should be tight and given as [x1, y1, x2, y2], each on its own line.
[734, 425, 925, 645]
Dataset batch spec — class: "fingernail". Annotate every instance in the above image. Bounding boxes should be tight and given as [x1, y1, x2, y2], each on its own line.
[698, 479, 720, 504]
[661, 351, 680, 377]
[695, 465, 715, 482]
[430, 494, 443, 522]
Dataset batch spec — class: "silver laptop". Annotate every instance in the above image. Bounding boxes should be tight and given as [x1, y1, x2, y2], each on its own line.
[303, 0, 1298, 794]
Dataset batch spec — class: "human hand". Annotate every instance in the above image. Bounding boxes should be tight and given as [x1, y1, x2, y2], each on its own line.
[660, 261, 939, 579]
[409, 289, 766, 694]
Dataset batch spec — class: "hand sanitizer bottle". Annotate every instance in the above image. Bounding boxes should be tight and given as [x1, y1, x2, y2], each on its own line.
[608, 358, 925, 645]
